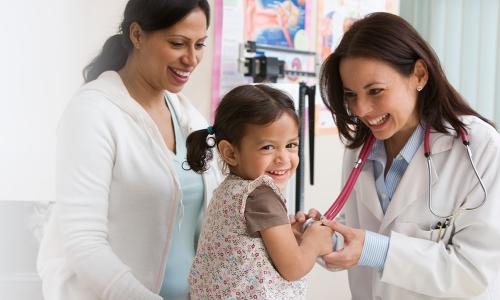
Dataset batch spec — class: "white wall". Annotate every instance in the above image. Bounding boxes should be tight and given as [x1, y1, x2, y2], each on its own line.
[0, 0, 128, 202]
[0, 1, 128, 298]
[0, 0, 349, 299]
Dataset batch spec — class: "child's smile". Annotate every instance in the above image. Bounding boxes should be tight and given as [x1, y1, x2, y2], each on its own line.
[232, 113, 299, 191]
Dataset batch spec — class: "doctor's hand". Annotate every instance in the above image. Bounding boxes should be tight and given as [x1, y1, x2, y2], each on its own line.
[289, 209, 322, 243]
[322, 221, 365, 269]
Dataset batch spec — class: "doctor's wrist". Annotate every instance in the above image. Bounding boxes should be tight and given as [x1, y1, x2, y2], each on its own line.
[357, 231, 390, 269]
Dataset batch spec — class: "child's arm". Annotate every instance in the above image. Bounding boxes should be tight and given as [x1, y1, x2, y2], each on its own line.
[261, 221, 333, 281]
[245, 184, 333, 281]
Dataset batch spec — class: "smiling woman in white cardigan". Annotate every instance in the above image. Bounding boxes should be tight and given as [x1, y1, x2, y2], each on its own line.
[36, 1, 221, 299]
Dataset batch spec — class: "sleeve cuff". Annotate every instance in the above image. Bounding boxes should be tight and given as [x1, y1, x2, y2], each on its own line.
[357, 230, 390, 269]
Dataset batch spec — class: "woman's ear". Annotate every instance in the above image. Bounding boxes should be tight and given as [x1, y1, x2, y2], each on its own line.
[218, 140, 238, 167]
[413, 59, 429, 90]
[129, 22, 144, 50]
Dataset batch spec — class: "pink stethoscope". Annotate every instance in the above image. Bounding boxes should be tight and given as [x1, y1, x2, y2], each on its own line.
[305, 125, 487, 240]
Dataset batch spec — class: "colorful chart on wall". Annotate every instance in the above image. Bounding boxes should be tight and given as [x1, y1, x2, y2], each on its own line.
[244, 0, 309, 49]
[211, 0, 314, 120]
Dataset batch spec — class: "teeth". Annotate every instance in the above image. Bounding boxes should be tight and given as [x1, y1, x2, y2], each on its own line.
[171, 68, 191, 77]
[367, 113, 389, 126]
[268, 170, 287, 175]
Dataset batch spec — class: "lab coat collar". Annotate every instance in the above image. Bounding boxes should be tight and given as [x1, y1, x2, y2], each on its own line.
[352, 128, 456, 232]
[379, 129, 454, 233]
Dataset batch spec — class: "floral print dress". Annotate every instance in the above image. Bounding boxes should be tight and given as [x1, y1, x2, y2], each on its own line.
[189, 175, 306, 299]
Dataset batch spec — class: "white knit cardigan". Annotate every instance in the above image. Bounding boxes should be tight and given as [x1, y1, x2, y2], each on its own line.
[37, 71, 221, 300]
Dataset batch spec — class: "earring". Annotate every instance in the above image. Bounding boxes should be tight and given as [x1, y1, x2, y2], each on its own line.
[417, 86, 423, 92]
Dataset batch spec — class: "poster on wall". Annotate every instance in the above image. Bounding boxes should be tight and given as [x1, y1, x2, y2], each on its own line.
[314, 0, 399, 134]
[244, 0, 310, 49]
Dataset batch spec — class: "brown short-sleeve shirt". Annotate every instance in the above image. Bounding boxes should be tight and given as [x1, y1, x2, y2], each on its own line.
[244, 185, 290, 236]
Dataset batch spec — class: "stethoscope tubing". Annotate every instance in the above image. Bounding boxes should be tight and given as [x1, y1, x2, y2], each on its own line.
[321, 125, 487, 221]
[323, 134, 376, 220]
[426, 127, 487, 219]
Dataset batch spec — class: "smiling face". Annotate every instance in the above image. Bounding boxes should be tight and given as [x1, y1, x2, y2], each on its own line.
[133, 7, 208, 93]
[340, 56, 422, 144]
[231, 113, 299, 191]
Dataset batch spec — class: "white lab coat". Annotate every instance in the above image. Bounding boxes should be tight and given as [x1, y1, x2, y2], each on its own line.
[340, 116, 500, 299]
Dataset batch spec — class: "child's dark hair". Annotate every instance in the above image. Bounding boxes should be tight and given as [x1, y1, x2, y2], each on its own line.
[186, 84, 299, 173]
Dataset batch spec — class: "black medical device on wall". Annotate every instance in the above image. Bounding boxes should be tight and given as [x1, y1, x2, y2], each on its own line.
[295, 82, 316, 213]
[241, 41, 316, 83]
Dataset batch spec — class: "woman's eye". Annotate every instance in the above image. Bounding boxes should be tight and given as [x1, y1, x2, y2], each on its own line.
[169, 41, 184, 48]
[343, 92, 356, 101]
[195, 43, 206, 49]
[369, 88, 383, 95]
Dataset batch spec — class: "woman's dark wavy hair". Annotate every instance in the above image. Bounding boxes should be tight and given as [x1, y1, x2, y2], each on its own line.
[319, 12, 493, 149]
[83, 0, 210, 83]
[186, 84, 299, 173]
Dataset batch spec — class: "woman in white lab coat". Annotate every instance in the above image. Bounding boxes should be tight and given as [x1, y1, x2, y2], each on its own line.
[295, 12, 500, 299]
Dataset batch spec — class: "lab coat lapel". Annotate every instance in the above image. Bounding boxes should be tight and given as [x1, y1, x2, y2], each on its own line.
[356, 161, 384, 222]
[379, 132, 453, 233]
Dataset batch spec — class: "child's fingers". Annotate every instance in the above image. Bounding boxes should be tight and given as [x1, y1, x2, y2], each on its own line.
[293, 211, 307, 223]
[307, 208, 322, 219]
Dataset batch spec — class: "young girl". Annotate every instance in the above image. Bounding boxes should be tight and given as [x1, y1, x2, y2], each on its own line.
[187, 84, 333, 299]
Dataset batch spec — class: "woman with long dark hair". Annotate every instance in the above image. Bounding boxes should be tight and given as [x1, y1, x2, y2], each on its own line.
[37, 1, 221, 299]
[294, 12, 500, 299]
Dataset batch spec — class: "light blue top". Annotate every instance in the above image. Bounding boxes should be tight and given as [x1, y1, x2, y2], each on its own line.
[357, 124, 424, 269]
[160, 97, 204, 300]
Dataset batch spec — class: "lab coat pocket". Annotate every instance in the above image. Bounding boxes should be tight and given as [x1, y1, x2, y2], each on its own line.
[392, 222, 433, 241]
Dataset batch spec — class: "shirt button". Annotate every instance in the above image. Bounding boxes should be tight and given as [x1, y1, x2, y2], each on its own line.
[381, 193, 387, 199]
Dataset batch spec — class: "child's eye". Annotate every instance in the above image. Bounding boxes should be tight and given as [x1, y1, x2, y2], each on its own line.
[261, 145, 274, 150]
[286, 143, 299, 149]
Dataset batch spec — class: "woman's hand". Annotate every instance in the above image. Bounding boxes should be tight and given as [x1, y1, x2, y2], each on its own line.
[322, 221, 365, 269]
[289, 209, 322, 243]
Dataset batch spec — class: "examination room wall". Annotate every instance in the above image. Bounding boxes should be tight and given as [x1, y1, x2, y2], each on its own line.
[0, 0, 348, 299]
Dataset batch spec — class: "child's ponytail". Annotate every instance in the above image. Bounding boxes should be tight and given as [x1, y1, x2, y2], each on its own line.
[186, 127, 216, 173]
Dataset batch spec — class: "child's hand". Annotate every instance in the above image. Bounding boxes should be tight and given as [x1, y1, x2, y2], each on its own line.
[289, 209, 322, 225]
[289, 209, 322, 243]
[301, 221, 334, 256]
